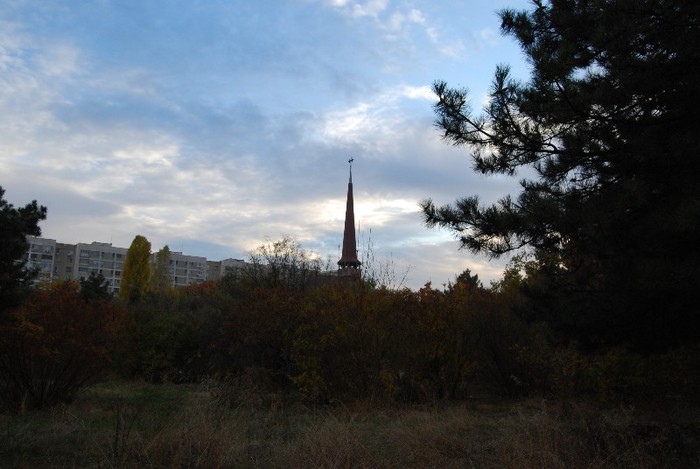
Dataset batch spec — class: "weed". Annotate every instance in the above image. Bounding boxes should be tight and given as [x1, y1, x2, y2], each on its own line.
[1, 382, 698, 468]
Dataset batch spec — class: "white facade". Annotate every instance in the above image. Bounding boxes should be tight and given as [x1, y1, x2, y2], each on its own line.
[25, 236, 56, 283]
[54, 242, 76, 281]
[167, 251, 208, 287]
[74, 242, 128, 295]
[207, 258, 248, 280]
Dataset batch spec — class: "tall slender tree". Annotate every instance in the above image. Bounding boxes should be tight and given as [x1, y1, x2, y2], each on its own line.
[422, 0, 700, 350]
[151, 245, 172, 292]
[120, 235, 152, 303]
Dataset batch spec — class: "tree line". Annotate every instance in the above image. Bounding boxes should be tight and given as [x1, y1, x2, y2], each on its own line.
[1, 211, 698, 412]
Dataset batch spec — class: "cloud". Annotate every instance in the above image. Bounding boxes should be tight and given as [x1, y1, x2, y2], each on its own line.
[386, 8, 425, 32]
[316, 83, 434, 155]
[319, 0, 459, 58]
[351, 0, 390, 18]
[323, 0, 389, 19]
[1, 0, 530, 290]
[424, 25, 465, 58]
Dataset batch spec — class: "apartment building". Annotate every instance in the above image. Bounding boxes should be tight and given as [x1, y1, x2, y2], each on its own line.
[25, 236, 57, 283]
[74, 242, 128, 295]
[206, 258, 249, 281]
[24, 236, 241, 294]
[165, 251, 207, 287]
[53, 242, 77, 281]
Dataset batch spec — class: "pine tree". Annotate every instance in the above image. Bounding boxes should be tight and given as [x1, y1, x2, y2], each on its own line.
[80, 271, 111, 302]
[422, 0, 700, 350]
[0, 186, 47, 315]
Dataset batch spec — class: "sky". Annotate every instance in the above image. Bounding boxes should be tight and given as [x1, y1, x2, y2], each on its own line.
[1, 0, 532, 290]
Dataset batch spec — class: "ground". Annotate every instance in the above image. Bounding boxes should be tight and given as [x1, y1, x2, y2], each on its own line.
[1, 380, 698, 468]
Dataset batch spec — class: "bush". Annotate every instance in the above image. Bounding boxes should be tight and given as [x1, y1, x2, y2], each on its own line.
[0, 281, 130, 411]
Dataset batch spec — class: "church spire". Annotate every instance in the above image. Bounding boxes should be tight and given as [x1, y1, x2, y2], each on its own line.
[338, 158, 361, 270]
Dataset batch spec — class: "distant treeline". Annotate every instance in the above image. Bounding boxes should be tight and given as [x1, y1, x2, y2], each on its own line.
[1, 240, 698, 412]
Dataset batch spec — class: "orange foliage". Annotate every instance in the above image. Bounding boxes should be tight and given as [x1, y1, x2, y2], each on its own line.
[0, 281, 130, 410]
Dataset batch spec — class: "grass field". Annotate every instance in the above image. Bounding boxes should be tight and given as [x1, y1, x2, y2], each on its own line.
[1, 380, 698, 468]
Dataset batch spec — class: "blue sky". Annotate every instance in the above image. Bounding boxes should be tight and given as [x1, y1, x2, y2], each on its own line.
[1, 0, 531, 289]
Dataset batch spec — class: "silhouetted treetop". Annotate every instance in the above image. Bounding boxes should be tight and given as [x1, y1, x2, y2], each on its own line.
[0, 186, 47, 315]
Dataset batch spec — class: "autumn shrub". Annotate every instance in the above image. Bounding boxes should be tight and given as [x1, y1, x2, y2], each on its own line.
[215, 286, 304, 391]
[287, 279, 533, 404]
[509, 340, 700, 404]
[425, 280, 549, 399]
[288, 283, 427, 404]
[584, 345, 700, 404]
[0, 281, 130, 411]
[121, 304, 184, 383]
[290, 281, 524, 404]
[120, 282, 229, 383]
[290, 312, 337, 402]
[399, 283, 480, 401]
[649, 345, 700, 402]
[590, 347, 651, 402]
[117, 259, 700, 407]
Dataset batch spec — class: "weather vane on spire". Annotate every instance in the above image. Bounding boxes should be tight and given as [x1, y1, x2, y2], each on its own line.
[348, 157, 354, 183]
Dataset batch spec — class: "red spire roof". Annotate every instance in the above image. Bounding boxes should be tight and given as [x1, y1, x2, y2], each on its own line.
[338, 159, 361, 270]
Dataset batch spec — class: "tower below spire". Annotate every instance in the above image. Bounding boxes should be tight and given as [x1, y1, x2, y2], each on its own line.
[338, 158, 361, 270]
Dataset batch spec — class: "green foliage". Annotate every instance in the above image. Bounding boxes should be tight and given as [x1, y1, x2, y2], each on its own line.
[216, 285, 302, 389]
[151, 244, 171, 293]
[0, 281, 130, 411]
[290, 284, 421, 403]
[80, 271, 112, 302]
[120, 235, 152, 303]
[0, 185, 47, 315]
[76, 235, 699, 406]
[120, 281, 227, 383]
[422, 0, 700, 350]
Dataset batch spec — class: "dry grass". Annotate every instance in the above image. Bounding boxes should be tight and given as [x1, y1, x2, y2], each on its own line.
[1, 381, 698, 468]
